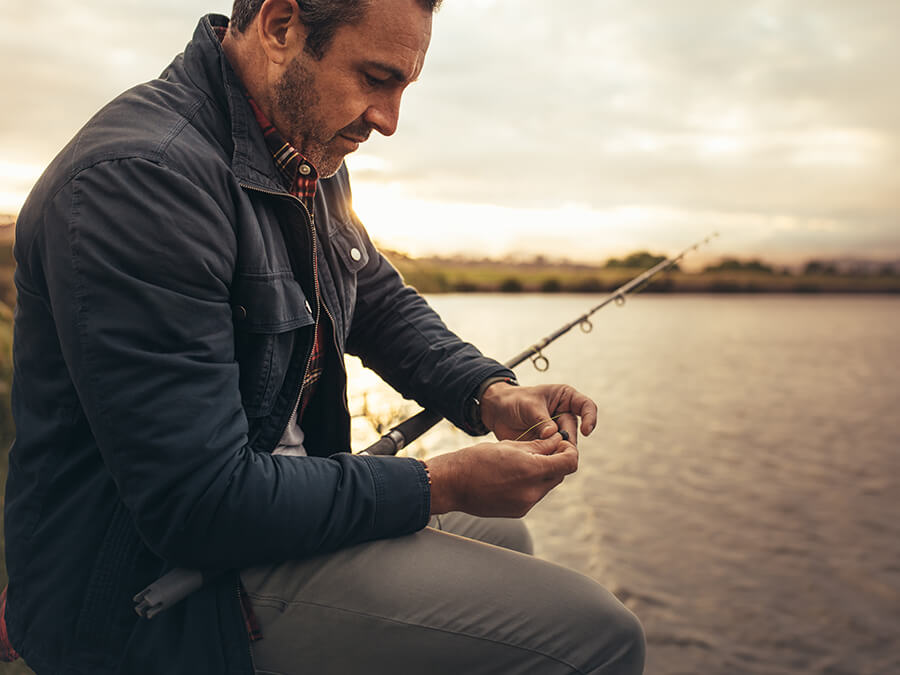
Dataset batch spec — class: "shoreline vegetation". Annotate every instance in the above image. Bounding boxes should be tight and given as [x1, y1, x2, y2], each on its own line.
[381, 248, 900, 295]
[1, 218, 898, 297]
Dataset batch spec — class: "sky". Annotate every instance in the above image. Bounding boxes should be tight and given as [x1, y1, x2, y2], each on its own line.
[2, 0, 899, 265]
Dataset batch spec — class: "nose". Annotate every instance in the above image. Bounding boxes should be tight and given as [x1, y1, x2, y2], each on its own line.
[364, 91, 402, 137]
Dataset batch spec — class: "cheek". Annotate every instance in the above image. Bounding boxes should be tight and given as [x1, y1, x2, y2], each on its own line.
[326, 81, 370, 128]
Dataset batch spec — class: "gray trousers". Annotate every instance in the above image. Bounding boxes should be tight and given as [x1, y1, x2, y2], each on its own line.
[241, 514, 645, 674]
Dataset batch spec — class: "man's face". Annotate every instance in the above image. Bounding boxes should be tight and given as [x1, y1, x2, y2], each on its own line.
[273, 0, 432, 177]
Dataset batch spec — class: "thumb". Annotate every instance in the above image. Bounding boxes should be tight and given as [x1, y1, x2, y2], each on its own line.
[538, 419, 559, 439]
[526, 433, 563, 455]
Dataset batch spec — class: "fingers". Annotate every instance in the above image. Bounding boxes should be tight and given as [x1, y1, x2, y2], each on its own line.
[526, 434, 563, 456]
[535, 410, 577, 441]
[555, 412, 578, 445]
[534, 414, 575, 444]
[494, 384, 598, 442]
[525, 433, 579, 470]
[560, 386, 597, 436]
[546, 385, 598, 437]
[538, 420, 558, 439]
[579, 395, 598, 436]
[536, 441, 579, 476]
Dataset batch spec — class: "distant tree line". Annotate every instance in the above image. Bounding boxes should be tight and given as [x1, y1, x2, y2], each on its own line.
[605, 251, 679, 271]
[704, 258, 775, 274]
[702, 257, 899, 277]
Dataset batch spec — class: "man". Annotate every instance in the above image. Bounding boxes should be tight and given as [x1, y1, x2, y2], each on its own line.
[2, 0, 645, 673]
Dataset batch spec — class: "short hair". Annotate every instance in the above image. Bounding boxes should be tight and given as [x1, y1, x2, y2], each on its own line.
[230, 0, 442, 59]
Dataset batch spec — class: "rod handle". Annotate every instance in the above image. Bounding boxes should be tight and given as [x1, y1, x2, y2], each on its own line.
[133, 568, 206, 619]
[363, 409, 444, 456]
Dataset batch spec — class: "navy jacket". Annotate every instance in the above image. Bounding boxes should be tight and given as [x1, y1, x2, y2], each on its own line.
[5, 15, 510, 674]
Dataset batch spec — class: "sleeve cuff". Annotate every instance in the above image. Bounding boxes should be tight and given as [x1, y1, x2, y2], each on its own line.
[357, 454, 431, 537]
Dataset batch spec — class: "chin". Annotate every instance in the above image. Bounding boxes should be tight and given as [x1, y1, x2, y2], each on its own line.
[318, 155, 348, 178]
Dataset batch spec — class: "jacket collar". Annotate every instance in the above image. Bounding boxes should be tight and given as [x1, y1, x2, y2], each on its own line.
[183, 14, 289, 194]
[181, 15, 355, 236]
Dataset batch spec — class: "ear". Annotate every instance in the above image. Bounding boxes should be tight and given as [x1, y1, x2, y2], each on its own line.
[256, 0, 307, 65]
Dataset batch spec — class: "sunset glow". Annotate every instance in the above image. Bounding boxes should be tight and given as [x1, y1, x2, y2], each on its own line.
[2, 0, 898, 263]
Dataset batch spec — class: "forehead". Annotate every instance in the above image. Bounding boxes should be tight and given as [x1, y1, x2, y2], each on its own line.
[328, 0, 433, 82]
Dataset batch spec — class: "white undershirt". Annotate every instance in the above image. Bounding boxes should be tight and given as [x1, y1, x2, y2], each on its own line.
[274, 417, 308, 457]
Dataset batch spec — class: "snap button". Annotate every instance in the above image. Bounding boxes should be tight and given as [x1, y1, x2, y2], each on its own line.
[350, 247, 362, 261]
[234, 305, 247, 320]
[299, 164, 312, 176]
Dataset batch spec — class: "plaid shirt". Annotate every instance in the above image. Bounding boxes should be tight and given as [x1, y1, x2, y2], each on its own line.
[245, 96, 319, 206]
[0, 588, 18, 662]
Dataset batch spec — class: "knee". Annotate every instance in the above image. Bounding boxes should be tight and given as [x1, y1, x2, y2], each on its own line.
[495, 518, 534, 555]
[587, 602, 646, 675]
[563, 585, 645, 675]
[431, 513, 533, 554]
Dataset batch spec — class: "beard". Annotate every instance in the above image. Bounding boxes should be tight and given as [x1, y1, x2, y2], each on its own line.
[273, 55, 369, 178]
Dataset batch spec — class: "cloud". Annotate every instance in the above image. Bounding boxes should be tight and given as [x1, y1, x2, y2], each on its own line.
[385, 1, 899, 195]
[0, 0, 223, 161]
[345, 0, 898, 258]
[2, 0, 897, 258]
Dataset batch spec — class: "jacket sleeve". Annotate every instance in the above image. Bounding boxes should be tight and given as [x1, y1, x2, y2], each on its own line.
[344, 214, 513, 434]
[35, 157, 429, 569]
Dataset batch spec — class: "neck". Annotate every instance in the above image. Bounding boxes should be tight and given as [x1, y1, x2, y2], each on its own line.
[222, 29, 276, 121]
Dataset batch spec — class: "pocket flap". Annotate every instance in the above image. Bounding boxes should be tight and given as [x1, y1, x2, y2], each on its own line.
[332, 224, 369, 273]
[232, 275, 314, 333]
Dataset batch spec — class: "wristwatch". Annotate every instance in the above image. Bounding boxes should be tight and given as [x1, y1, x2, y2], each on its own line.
[465, 375, 518, 435]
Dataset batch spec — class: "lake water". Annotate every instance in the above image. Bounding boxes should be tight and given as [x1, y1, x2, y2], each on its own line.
[347, 294, 900, 675]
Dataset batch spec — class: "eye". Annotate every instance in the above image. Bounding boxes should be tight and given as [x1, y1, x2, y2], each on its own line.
[364, 73, 389, 87]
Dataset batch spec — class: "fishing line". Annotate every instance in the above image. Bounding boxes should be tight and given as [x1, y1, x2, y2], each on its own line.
[514, 414, 564, 442]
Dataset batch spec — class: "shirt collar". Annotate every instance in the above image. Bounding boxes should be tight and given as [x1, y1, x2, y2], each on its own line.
[245, 96, 319, 206]
[214, 23, 319, 207]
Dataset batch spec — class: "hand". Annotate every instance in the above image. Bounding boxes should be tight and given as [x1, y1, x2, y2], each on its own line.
[479, 383, 598, 445]
[427, 434, 578, 517]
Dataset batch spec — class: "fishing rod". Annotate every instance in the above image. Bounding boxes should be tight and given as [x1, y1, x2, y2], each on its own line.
[362, 231, 719, 456]
[133, 232, 718, 619]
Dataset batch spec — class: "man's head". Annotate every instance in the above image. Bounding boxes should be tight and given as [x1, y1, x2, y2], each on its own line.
[224, 0, 440, 177]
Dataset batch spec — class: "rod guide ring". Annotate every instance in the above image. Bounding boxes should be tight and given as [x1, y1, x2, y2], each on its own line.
[531, 351, 550, 372]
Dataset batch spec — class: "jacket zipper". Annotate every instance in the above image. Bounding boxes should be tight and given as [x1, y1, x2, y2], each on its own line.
[283, 199, 319, 443]
[239, 183, 344, 444]
[286, 221, 352, 442]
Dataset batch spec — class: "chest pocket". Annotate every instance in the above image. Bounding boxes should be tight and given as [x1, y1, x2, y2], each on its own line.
[232, 274, 314, 418]
[332, 222, 369, 272]
[322, 223, 370, 342]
